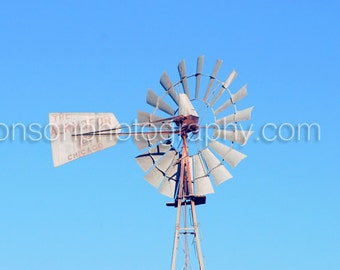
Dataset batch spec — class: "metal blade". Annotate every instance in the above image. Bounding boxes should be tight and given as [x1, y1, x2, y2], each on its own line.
[216, 106, 254, 125]
[144, 149, 177, 188]
[213, 129, 254, 145]
[208, 140, 246, 168]
[201, 148, 232, 185]
[195, 55, 204, 99]
[159, 161, 179, 198]
[232, 84, 248, 103]
[167, 154, 180, 184]
[209, 70, 238, 107]
[159, 175, 178, 198]
[214, 84, 248, 115]
[146, 89, 175, 115]
[203, 59, 223, 102]
[138, 111, 163, 124]
[49, 113, 120, 167]
[134, 132, 171, 150]
[137, 111, 173, 130]
[192, 154, 214, 195]
[178, 60, 190, 98]
[135, 143, 172, 172]
[160, 72, 179, 105]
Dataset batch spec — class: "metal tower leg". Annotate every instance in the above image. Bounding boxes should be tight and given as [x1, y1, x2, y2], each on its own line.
[191, 200, 204, 269]
[171, 198, 182, 270]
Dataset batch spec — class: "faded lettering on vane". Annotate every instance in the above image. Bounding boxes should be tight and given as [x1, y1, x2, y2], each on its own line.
[67, 142, 104, 161]
[50, 114, 115, 161]
[50, 114, 113, 140]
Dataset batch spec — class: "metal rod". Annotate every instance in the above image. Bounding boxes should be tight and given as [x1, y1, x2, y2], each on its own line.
[72, 125, 223, 138]
[73, 130, 179, 137]
[182, 135, 190, 270]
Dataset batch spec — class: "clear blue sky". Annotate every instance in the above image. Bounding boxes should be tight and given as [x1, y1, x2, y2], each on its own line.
[0, 1, 339, 269]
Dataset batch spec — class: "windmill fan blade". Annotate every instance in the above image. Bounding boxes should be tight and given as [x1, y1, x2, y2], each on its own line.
[203, 59, 223, 102]
[216, 106, 254, 126]
[201, 148, 232, 185]
[135, 143, 172, 172]
[209, 70, 238, 107]
[178, 60, 190, 98]
[195, 55, 204, 99]
[159, 161, 179, 198]
[232, 84, 248, 103]
[214, 129, 254, 145]
[138, 110, 163, 124]
[192, 154, 214, 195]
[137, 111, 173, 129]
[215, 84, 248, 115]
[144, 150, 178, 189]
[49, 113, 120, 167]
[146, 89, 175, 116]
[160, 72, 179, 105]
[208, 140, 246, 168]
[134, 132, 172, 150]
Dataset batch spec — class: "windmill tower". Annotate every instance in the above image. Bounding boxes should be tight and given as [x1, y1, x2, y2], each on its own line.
[49, 56, 254, 269]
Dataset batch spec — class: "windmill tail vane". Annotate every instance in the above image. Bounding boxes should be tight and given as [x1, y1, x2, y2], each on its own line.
[49, 55, 254, 269]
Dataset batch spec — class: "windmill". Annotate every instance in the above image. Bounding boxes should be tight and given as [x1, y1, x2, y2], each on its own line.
[49, 56, 254, 269]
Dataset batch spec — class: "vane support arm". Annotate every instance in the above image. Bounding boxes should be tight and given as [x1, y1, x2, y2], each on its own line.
[73, 130, 179, 137]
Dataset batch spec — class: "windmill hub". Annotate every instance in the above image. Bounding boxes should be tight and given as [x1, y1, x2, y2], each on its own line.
[173, 115, 199, 135]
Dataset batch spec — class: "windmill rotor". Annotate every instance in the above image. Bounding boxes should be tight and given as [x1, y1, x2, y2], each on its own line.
[134, 56, 253, 200]
[48, 56, 254, 270]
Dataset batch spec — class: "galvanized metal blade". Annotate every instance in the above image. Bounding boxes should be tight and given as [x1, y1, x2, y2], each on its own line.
[159, 176, 177, 198]
[203, 59, 223, 102]
[159, 160, 179, 198]
[160, 71, 179, 105]
[178, 60, 190, 98]
[214, 84, 248, 115]
[232, 84, 248, 103]
[146, 89, 175, 116]
[208, 140, 246, 168]
[195, 55, 204, 99]
[209, 70, 238, 107]
[201, 148, 232, 185]
[192, 154, 214, 195]
[49, 113, 120, 167]
[135, 143, 172, 172]
[213, 129, 254, 145]
[138, 111, 163, 124]
[137, 111, 174, 131]
[216, 106, 254, 125]
[134, 132, 172, 150]
[144, 149, 178, 189]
